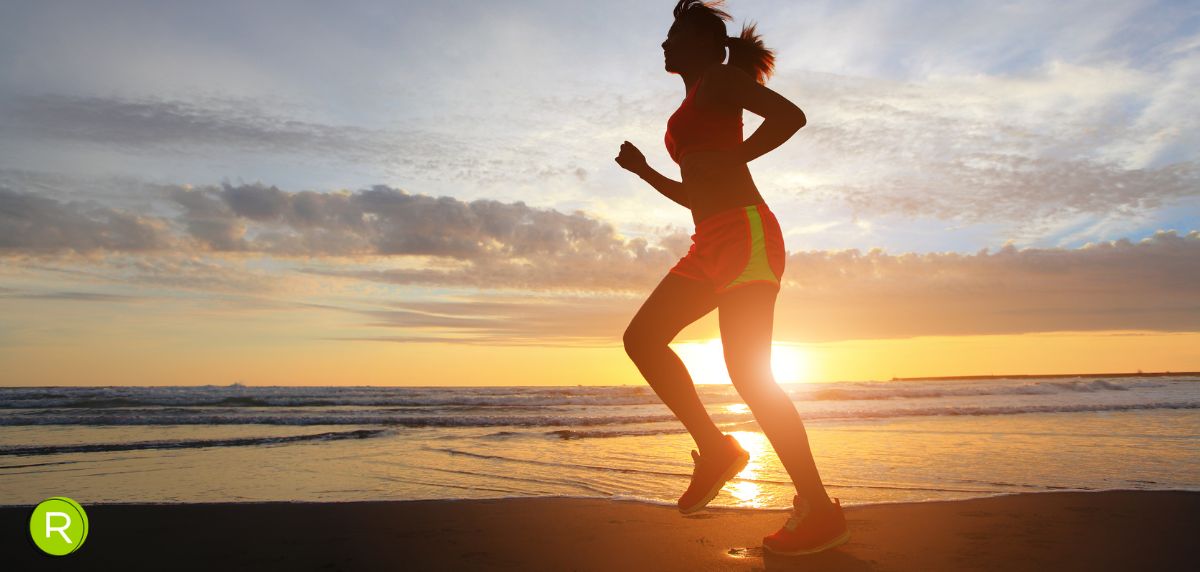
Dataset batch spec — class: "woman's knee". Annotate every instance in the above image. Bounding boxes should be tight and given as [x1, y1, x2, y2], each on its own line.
[622, 323, 669, 359]
[727, 369, 779, 402]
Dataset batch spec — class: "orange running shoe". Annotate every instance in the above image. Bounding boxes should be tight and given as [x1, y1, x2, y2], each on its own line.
[677, 434, 750, 514]
[762, 496, 851, 556]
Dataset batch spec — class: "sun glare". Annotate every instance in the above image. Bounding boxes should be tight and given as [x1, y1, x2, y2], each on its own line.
[670, 339, 809, 384]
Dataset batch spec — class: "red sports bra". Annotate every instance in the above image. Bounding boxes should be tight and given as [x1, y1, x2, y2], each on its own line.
[664, 69, 743, 164]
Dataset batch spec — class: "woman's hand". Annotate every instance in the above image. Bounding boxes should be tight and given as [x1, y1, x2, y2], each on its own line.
[615, 140, 649, 176]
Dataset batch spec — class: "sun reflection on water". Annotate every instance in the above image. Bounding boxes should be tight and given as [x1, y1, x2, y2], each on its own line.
[723, 430, 771, 509]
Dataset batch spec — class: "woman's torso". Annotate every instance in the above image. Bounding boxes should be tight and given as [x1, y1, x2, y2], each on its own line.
[665, 64, 765, 226]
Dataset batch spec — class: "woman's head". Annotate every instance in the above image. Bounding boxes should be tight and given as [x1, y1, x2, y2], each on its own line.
[662, 0, 775, 84]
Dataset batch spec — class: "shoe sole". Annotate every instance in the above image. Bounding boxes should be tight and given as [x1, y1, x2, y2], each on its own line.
[762, 529, 851, 556]
[678, 450, 750, 514]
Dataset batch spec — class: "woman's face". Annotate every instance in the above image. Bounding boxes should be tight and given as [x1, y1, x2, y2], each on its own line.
[662, 20, 714, 74]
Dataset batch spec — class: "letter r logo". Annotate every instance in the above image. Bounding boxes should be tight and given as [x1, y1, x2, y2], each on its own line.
[29, 497, 89, 556]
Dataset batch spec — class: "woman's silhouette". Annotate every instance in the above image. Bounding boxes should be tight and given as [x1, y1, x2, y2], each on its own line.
[615, 0, 849, 555]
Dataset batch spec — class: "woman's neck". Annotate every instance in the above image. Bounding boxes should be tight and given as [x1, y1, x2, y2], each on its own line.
[681, 61, 720, 98]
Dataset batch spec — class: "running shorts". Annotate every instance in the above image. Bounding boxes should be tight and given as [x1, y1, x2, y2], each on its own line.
[668, 203, 786, 294]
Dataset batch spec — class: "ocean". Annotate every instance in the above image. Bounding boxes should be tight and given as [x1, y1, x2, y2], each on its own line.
[2, 376, 1198, 509]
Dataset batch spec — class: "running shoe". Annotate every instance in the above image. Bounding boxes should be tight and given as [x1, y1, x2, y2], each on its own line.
[677, 434, 751, 514]
[762, 496, 851, 556]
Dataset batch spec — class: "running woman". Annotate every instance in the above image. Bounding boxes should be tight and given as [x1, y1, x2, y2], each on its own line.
[615, 0, 849, 556]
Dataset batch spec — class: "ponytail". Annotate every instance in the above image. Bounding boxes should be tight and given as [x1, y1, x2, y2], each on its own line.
[726, 22, 775, 85]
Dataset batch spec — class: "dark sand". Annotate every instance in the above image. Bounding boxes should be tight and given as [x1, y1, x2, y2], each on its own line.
[4, 490, 1198, 571]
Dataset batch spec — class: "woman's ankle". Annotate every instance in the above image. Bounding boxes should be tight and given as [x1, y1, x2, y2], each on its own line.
[795, 492, 835, 515]
[697, 432, 729, 457]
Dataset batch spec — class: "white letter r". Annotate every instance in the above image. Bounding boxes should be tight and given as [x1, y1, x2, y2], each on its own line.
[45, 511, 72, 544]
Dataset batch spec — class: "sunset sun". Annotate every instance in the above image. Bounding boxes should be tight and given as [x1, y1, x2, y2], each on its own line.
[670, 338, 809, 385]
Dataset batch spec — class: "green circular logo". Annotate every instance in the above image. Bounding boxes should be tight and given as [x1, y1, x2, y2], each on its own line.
[29, 497, 89, 556]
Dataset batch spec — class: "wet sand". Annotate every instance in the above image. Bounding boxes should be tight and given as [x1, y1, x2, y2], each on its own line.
[4, 490, 1197, 571]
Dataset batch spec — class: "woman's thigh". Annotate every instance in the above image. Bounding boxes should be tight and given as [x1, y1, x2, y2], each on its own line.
[717, 283, 779, 384]
[625, 271, 719, 346]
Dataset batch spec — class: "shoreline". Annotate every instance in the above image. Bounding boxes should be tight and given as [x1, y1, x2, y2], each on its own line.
[6, 485, 1199, 510]
[5, 490, 1197, 571]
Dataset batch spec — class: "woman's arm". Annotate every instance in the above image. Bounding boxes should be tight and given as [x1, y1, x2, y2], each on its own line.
[705, 64, 806, 164]
[634, 164, 689, 208]
[615, 140, 689, 208]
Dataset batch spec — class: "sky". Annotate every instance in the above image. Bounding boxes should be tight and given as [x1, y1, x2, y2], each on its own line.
[1, 0, 1198, 386]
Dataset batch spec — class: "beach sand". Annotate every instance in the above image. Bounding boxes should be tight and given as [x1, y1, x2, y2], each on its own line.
[5, 490, 1197, 571]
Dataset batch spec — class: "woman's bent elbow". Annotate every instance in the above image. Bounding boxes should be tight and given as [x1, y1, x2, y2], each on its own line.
[622, 326, 643, 356]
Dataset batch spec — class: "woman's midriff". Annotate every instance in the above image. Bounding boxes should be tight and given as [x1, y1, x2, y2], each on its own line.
[679, 150, 764, 227]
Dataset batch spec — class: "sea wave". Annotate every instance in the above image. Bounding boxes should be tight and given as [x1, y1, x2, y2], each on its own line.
[807, 378, 1148, 401]
[0, 428, 390, 457]
[1, 378, 1196, 428]
[0, 411, 699, 427]
[0, 386, 664, 409]
[1, 378, 1186, 409]
[538, 401, 1200, 439]
[1, 400, 1196, 428]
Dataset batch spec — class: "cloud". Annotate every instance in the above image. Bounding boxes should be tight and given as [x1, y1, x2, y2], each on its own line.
[763, 61, 1200, 232]
[318, 228, 1200, 345]
[1, 182, 687, 292]
[5, 176, 1198, 300]
[3, 178, 1197, 344]
[772, 229, 1200, 341]
[835, 154, 1200, 227]
[3, 2, 1198, 350]
[0, 186, 175, 254]
[0, 92, 605, 195]
[4, 55, 1197, 244]
[0, 94, 460, 169]
[319, 294, 637, 347]
[0, 288, 140, 302]
[109, 254, 291, 295]
[2, 1, 1197, 251]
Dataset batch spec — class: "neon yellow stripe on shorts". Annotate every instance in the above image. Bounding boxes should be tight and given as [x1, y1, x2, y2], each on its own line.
[725, 205, 779, 289]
